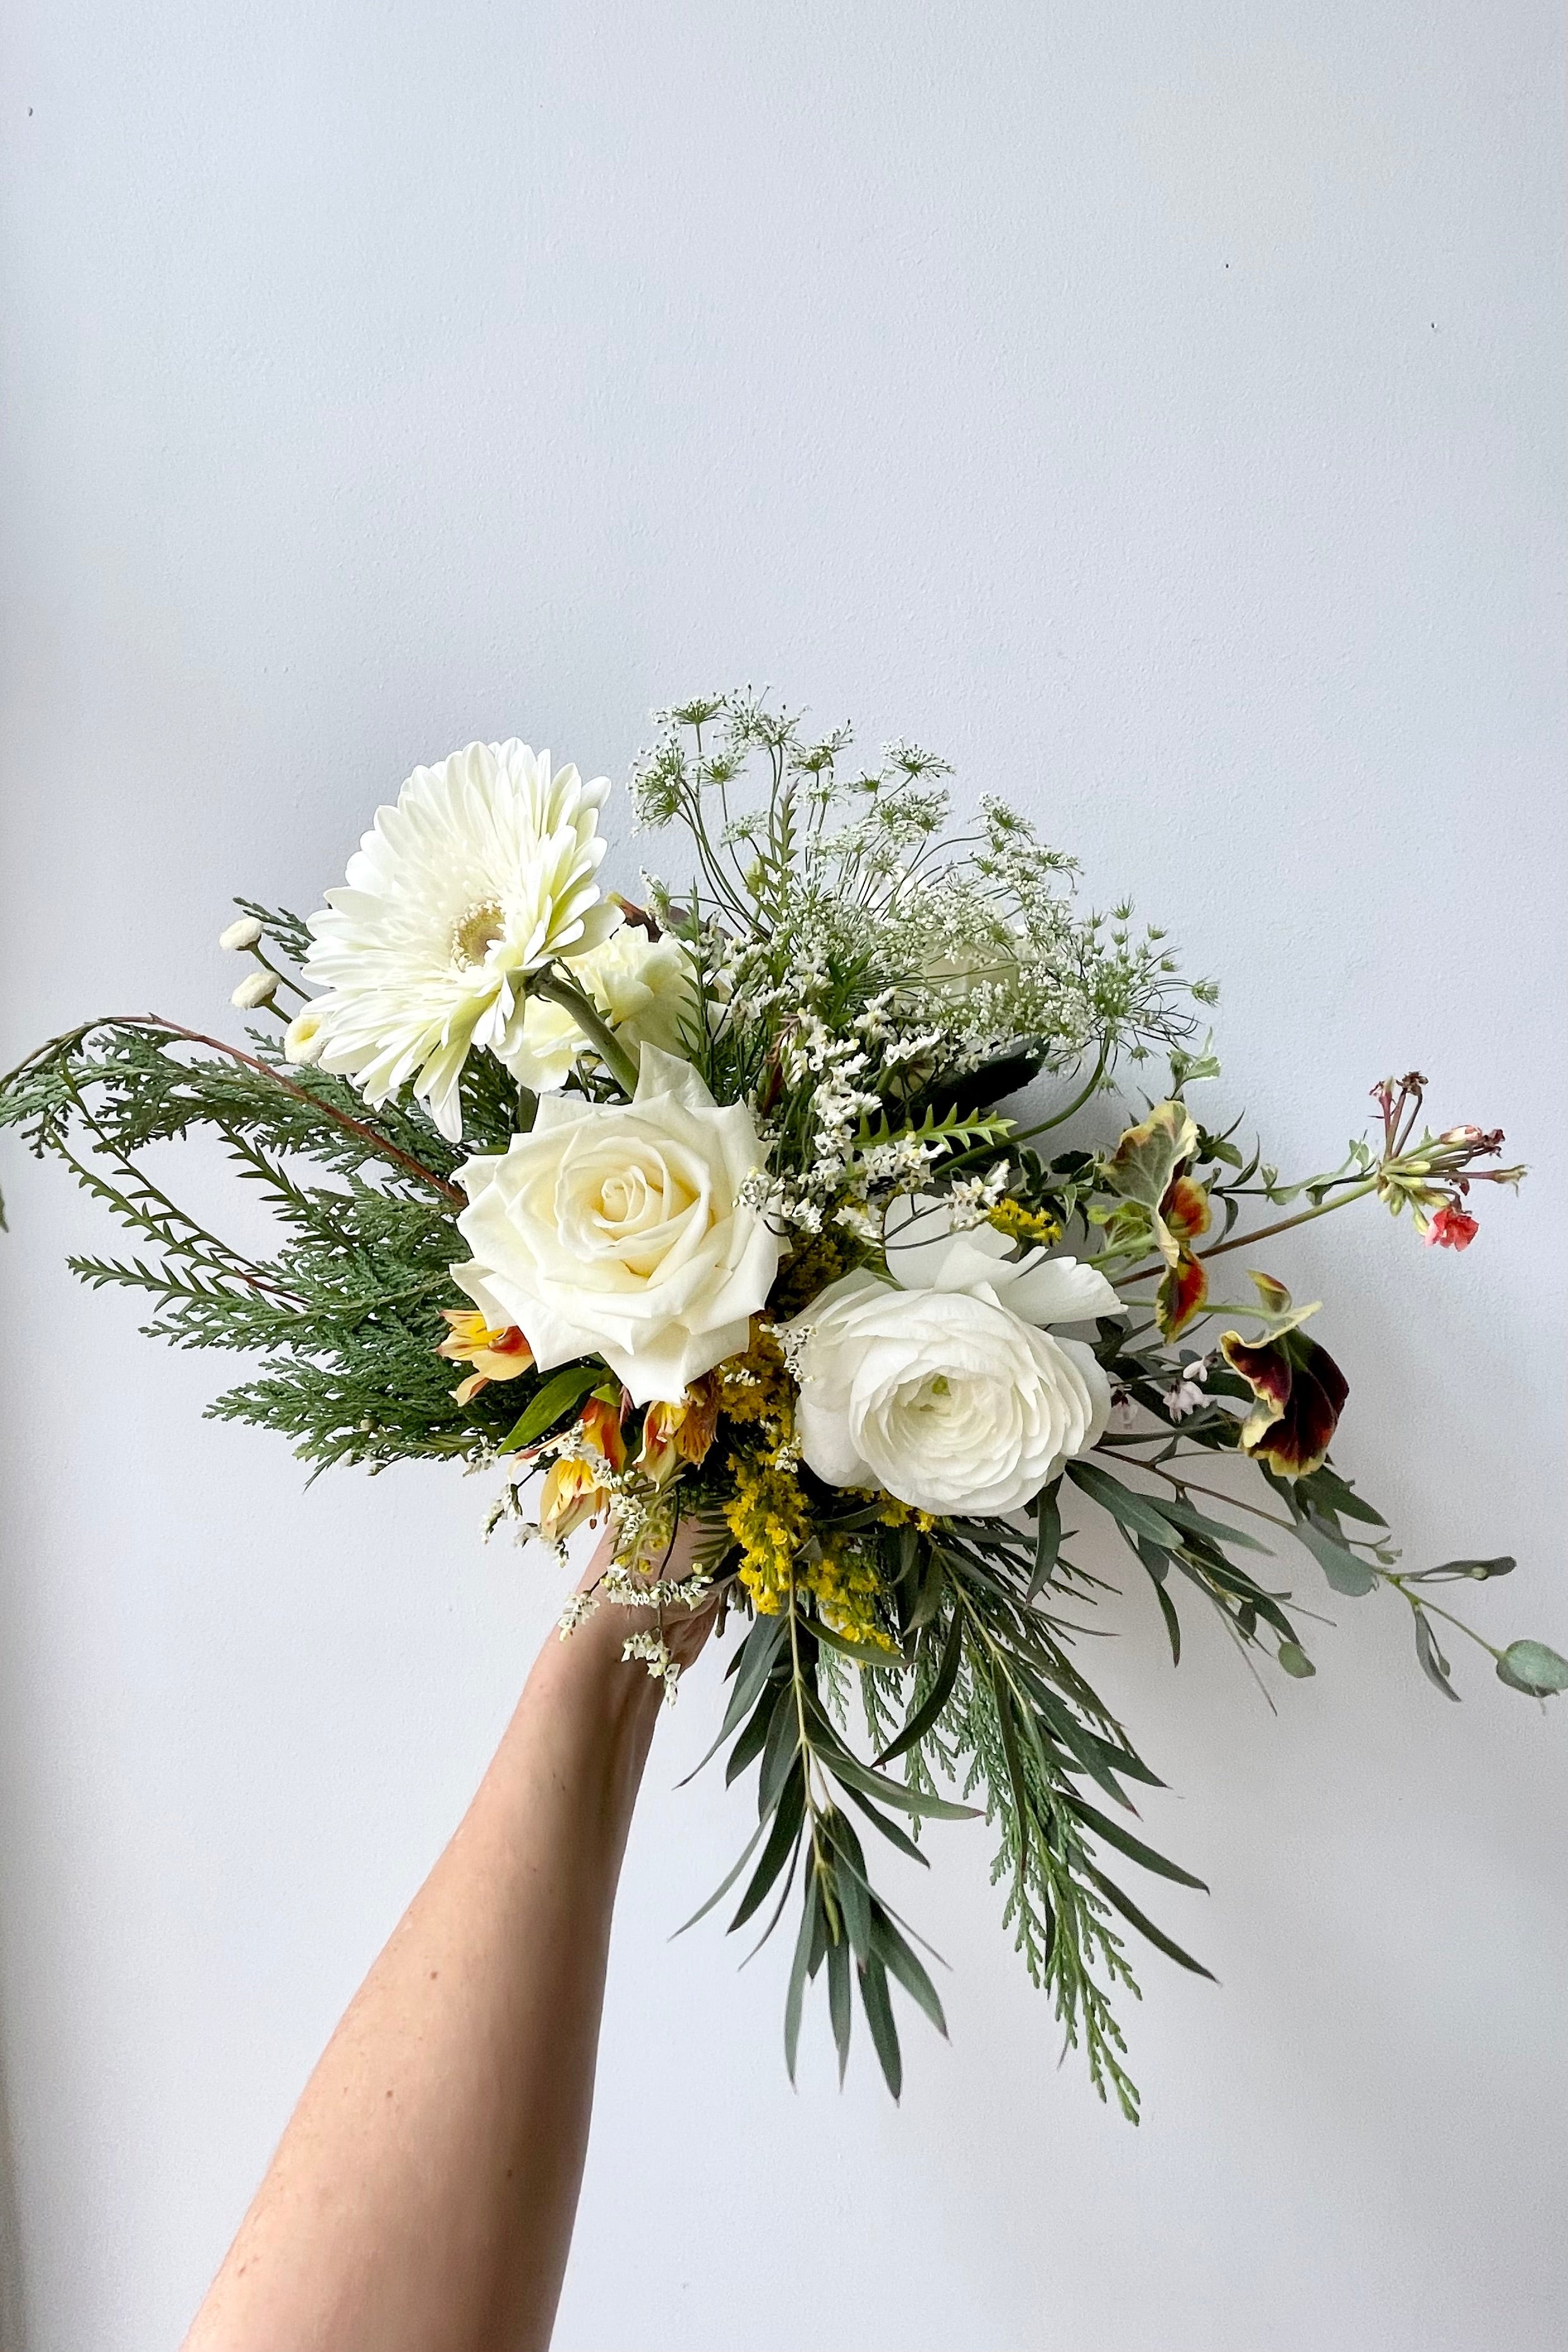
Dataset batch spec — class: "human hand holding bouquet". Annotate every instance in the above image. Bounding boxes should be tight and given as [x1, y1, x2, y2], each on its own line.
[3, 693, 1559, 2118]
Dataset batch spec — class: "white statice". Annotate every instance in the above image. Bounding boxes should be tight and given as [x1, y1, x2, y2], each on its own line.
[505, 923, 699, 1091]
[784, 1191, 1120, 1517]
[302, 740, 618, 1141]
[451, 1045, 781, 1407]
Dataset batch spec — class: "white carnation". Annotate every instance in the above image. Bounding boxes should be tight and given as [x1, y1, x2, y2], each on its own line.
[302, 740, 618, 1141]
[451, 1045, 781, 1407]
[784, 1191, 1118, 1516]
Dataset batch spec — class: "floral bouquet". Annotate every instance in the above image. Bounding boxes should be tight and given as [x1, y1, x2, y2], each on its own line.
[3, 692, 1559, 2116]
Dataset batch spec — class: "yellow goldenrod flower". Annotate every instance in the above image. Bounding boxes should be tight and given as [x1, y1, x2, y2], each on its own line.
[986, 1198, 1063, 1247]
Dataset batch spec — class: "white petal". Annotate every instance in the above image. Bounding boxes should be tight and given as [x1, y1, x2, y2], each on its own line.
[996, 1254, 1123, 1327]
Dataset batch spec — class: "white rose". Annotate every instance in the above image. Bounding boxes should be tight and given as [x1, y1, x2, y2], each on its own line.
[503, 925, 699, 1093]
[784, 1192, 1119, 1516]
[452, 1045, 781, 1406]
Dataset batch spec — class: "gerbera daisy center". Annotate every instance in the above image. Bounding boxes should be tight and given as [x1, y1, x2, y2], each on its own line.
[451, 898, 506, 969]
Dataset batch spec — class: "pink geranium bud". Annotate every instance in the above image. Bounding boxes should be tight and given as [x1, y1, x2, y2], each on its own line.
[1424, 1203, 1479, 1250]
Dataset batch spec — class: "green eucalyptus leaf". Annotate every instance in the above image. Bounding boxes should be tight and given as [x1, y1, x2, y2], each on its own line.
[1412, 1611, 1461, 1703]
[1276, 1640, 1316, 1679]
[1417, 1556, 1516, 1583]
[1496, 1640, 1568, 1697]
[1290, 1513, 1377, 1597]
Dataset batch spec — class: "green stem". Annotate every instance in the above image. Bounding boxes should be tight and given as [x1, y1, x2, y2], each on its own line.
[1380, 1573, 1504, 1662]
[528, 969, 641, 1096]
[940, 1040, 1110, 1178]
[1005, 1041, 1110, 1144]
[1114, 1176, 1380, 1285]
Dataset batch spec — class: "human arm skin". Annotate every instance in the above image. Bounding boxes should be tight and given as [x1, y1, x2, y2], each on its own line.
[182, 1525, 717, 2352]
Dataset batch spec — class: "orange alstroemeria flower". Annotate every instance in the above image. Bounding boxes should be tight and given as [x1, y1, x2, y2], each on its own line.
[436, 1307, 534, 1406]
[539, 1395, 628, 1542]
[636, 1375, 721, 1487]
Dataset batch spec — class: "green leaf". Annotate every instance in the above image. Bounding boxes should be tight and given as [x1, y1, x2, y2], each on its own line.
[1028, 1479, 1063, 1600]
[871, 1911, 948, 2039]
[497, 1362, 603, 1452]
[1065, 1794, 1209, 1890]
[808, 1616, 901, 1668]
[1066, 1460, 1182, 1550]
[827, 1748, 980, 1822]
[1412, 1611, 1461, 1703]
[876, 1607, 964, 1766]
[724, 1680, 786, 1787]
[838, 1779, 930, 1864]
[758, 1681, 803, 1814]
[826, 1929, 853, 2084]
[1103, 1100, 1198, 1210]
[1144, 1492, 1272, 1556]
[1290, 1513, 1377, 1597]
[1149, 1563, 1182, 1665]
[858, 1953, 903, 2100]
[671, 1816, 768, 1938]
[1276, 1640, 1316, 1679]
[728, 1770, 806, 1931]
[1298, 1463, 1387, 1527]
[1081, 1860, 1216, 1981]
[1415, 1556, 1516, 1583]
[783, 1885, 819, 2084]
[1495, 1640, 1568, 1697]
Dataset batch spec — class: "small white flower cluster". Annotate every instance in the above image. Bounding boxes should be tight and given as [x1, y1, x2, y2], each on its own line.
[600, 1561, 714, 1613]
[946, 1164, 1012, 1229]
[482, 1470, 543, 1549]
[1166, 1357, 1212, 1421]
[621, 1627, 683, 1703]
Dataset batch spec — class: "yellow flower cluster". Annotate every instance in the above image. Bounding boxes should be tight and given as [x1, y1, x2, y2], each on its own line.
[723, 1453, 810, 1614]
[987, 1198, 1063, 1246]
[852, 1490, 937, 1533]
[716, 1320, 894, 1651]
[769, 1230, 860, 1318]
[810, 1543, 897, 1652]
[715, 1319, 794, 1432]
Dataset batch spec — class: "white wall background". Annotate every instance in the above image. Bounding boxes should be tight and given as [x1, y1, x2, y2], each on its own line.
[1, 4, 1564, 2347]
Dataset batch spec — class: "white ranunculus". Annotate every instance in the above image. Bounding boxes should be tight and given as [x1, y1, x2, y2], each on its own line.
[505, 924, 699, 1092]
[784, 1191, 1119, 1516]
[451, 1045, 781, 1407]
[302, 740, 618, 1142]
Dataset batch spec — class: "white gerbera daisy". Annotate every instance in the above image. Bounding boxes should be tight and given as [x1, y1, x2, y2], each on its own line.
[304, 740, 618, 1140]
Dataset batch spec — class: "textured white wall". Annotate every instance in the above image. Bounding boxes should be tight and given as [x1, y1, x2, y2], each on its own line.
[1, 5, 1564, 2348]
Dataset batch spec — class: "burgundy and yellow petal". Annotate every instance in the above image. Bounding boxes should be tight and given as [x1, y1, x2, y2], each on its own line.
[1156, 1249, 1209, 1340]
[1161, 1172, 1212, 1251]
[1220, 1328, 1349, 1479]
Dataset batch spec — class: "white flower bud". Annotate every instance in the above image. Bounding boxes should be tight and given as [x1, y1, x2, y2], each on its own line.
[231, 970, 279, 1010]
[284, 1007, 328, 1065]
[218, 916, 265, 952]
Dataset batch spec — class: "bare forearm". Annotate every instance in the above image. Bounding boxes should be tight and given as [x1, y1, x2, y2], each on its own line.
[184, 1590, 665, 2352]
